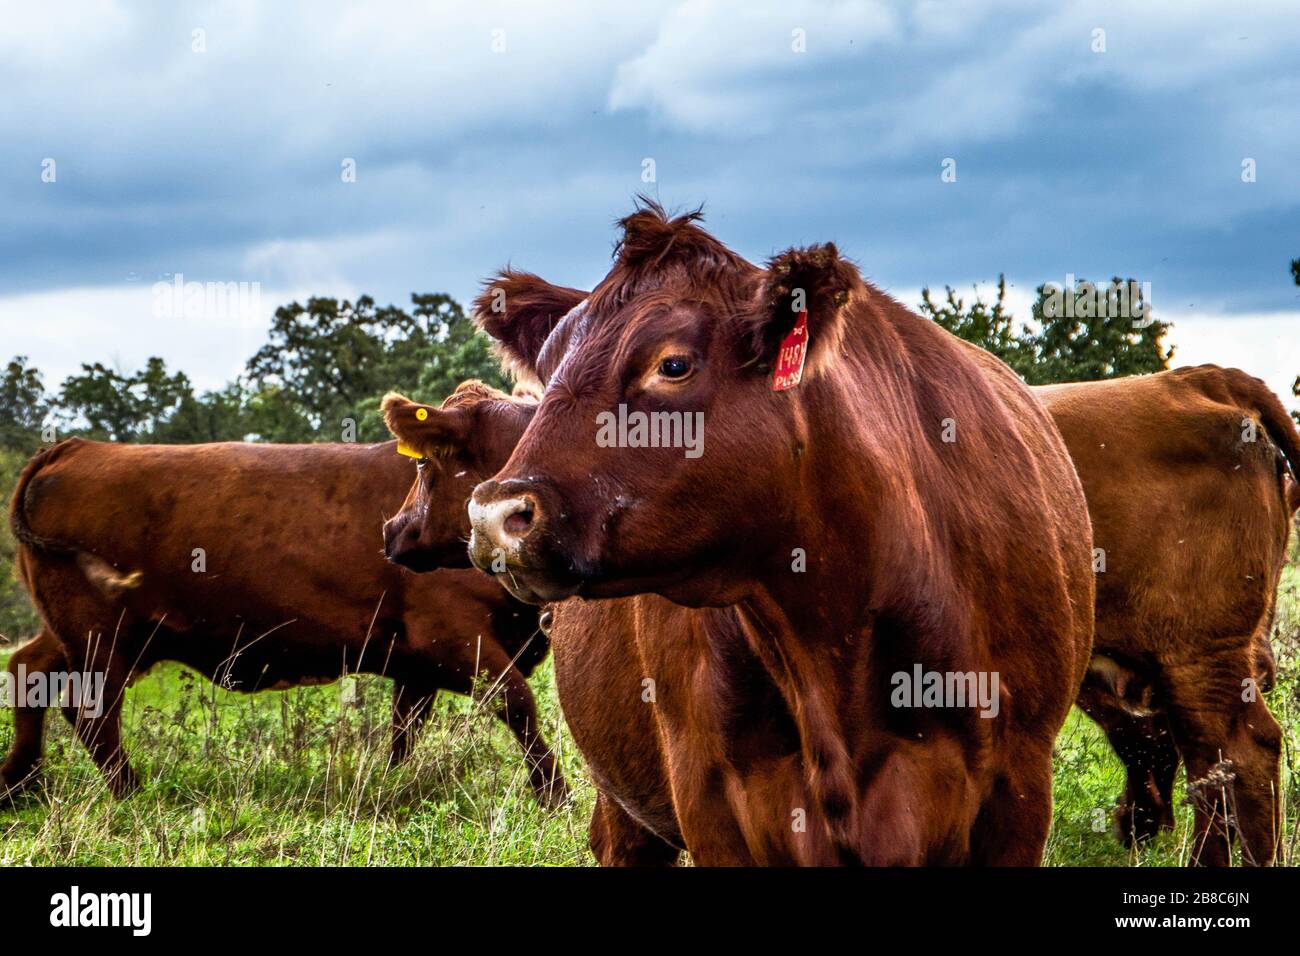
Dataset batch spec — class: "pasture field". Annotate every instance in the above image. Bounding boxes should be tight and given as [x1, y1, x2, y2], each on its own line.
[3, 563, 1298, 867]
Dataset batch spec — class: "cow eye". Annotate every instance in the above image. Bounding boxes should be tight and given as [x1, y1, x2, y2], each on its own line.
[658, 356, 692, 379]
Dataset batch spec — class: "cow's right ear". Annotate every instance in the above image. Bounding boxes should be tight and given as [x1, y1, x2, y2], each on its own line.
[472, 270, 588, 382]
[381, 393, 473, 459]
[748, 243, 861, 380]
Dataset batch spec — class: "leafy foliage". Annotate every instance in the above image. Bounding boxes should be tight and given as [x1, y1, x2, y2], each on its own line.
[0, 357, 49, 453]
[1292, 258, 1299, 427]
[245, 293, 506, 442]
[919, 274, 1174, 385]
[920, 275, 1035, 379]
[0, 290, 507, 644]
[59, 357, 195, 442]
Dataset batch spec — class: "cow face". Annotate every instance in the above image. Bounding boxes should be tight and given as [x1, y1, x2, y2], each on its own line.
[382, 382, 537, 571]
[468, 202, 861, 605]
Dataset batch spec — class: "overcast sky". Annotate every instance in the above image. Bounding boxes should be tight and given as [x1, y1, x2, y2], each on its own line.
[3, 0, 1298, 405]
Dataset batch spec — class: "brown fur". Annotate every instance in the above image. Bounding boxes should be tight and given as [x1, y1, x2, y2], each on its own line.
[1038, 365, 1297, 865]
[463, 202, 1095, 865]
[2, 437, 566, 805]
[394, 284, 1298, 869]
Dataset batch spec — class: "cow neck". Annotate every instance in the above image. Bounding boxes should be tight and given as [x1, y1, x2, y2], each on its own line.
[725, 325, 950, 863]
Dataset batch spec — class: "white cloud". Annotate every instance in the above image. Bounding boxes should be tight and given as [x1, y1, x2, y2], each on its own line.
[1167, 312, 1300, 413]
[1, 280, 352, 392]
[609, 0, 898, 133]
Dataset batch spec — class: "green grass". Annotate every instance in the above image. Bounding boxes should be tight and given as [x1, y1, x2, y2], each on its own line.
[0, 660, 595, 866]
[2, 567, 1297, 866]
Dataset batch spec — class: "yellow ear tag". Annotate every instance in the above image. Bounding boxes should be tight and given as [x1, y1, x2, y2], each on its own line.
[397, 442, 424, 459]
[415, 407, 429, 421]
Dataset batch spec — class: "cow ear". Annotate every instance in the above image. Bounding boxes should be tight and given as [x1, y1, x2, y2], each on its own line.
[749, 243, 859, 377]
[381, 393, 473, 459]
[472, 270, 588, 384]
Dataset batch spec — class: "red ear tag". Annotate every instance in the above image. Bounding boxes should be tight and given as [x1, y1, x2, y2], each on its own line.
[772, 310, 809, 391]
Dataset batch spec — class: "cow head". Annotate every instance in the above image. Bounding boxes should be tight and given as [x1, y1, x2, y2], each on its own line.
[381, 381, 538, 571]
[467, 200, 863, 605]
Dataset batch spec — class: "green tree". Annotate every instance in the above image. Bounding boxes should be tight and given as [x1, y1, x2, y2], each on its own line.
[152, 382, 250, 444]
[1027, 277, 1173, 384]
[920, 276, 1035, 380]
[0, 447, 40, 642]
[246, 293, 506, 442]
[1292, 258, 1299, 428]
[0, 356, 50, 452]
[58, 357, 196, 442]
[919, 275, 1173, 385]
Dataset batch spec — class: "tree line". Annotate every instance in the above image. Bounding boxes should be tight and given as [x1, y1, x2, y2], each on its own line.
[5, 266, 1299, 642]
[0, 292, 506, 639]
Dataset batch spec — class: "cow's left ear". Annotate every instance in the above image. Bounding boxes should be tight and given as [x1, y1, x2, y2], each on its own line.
[472, 270, 588, 385]
[748, 243, 860, 377]
[381, 393, 473, 459]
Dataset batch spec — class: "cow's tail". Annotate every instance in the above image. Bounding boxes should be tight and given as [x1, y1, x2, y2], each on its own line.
[1204, 366, 1300, 512]
[8, 440, 79, 555]
[8, 439, 143, 597]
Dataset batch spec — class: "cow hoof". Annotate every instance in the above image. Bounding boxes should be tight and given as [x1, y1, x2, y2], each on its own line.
[107, 767, 141, 800]
[1115, 800, 1174, 847]
[533, 776, 572, 811]
[0, 764, 40, 804]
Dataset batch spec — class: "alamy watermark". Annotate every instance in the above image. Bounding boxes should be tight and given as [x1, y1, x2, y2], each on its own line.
[0, 666, 104, 718]
[890, 665, 1000, 718]
[595, 404, 704, 459]
[151, 273, 261, 322]
[1040, 275, 1153, 328]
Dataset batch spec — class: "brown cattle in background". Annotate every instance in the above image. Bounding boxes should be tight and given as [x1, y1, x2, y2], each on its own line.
[459, 203, 1096, 865]
[388, 337, 1296, 867]
[1039, 365, 1298, 865]
[3, 432, 566, 805]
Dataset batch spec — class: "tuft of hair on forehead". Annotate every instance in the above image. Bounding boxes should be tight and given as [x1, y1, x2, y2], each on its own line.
[588, 197, 758, 318]
[441, 378, 510, 409]
[510, 381, 543, 402]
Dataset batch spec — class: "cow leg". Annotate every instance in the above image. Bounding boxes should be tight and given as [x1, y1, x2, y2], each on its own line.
[64, 652, 138, 798]
[1222, 695, 1283, 866]
[485, 663, 569, 809]
[428, 636, 569, 809]
[1, 631, 67, 797]
[969, 743, 1055, 866]
[1164, 653, 1282, 866]
[389, 681, 437, 765]
[588, 791, 680, 866]
[1105, 713, 1180, 846]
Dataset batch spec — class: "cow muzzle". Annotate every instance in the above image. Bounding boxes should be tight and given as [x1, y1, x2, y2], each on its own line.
[468, 479, 583, 603]
[383, 510, 441, 572]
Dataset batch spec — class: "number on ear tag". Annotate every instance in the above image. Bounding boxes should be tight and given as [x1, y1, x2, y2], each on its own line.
[773, 311, 809, 391]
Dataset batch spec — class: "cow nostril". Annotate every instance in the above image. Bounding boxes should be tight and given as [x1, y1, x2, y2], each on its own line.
[503, 507, 533, 536]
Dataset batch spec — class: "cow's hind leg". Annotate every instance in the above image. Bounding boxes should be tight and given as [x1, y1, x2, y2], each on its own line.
[589, 791, 680, 866]
[485, 659, 568, 809]
[1106, 713, 1180, 846]
[63, 645, 138, 798]
[1, 630, 67, 797]
[1164, 651, 1281, 866]
[389, 681, 437, 765]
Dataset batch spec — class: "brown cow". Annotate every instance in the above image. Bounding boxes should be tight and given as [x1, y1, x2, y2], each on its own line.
[388, 295, 1295, 866]
[3, 424, 566, 805]
[1040, 366, 1297, 865]
[457, 202, 1095, 864]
